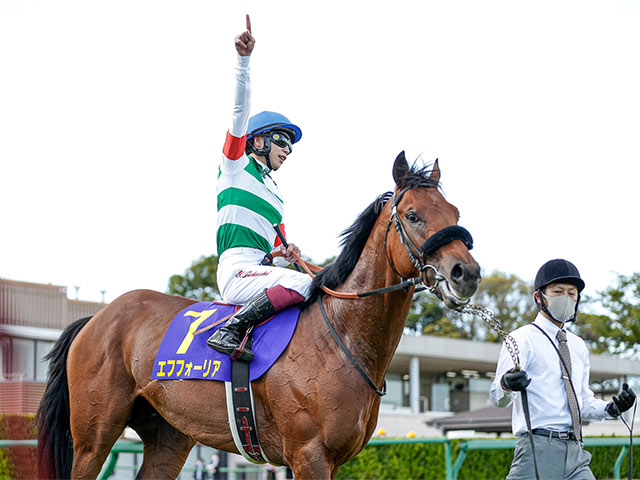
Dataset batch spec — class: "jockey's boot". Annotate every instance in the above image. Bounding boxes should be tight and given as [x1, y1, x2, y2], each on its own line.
[206, 289, 276, 362]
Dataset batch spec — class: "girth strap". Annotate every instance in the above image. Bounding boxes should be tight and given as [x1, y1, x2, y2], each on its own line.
[225, 360, 271, 464]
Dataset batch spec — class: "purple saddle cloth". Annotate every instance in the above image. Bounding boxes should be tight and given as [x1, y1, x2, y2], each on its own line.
[151, 301, 300, 382]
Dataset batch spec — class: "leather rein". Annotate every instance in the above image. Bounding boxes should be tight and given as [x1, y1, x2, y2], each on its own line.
[282, 187, 474, 397]
[292, 188, 473, 299]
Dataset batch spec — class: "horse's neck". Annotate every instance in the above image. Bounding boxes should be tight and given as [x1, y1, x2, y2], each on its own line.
[327, 216, 414, 383]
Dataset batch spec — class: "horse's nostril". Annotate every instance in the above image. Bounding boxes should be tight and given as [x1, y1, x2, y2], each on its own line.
[451, 264, 464, 282]
[450, 262, 481, 286]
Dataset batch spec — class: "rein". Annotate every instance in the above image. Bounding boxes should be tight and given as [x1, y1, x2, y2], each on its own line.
[272, 189, 475, 397]
[293, 254, 433, 299]
[316, 296, 387, 396]
[285, 188, 473, 301]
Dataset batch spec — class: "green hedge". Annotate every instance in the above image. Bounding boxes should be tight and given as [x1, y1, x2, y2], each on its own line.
[337, 437, 639, 480]
[586, 441, 639, 480]
[1, 418, 638, 480]
[337, 442, 448, 480]
[0, 449, 13, 480]
[0, 414, 37, 480]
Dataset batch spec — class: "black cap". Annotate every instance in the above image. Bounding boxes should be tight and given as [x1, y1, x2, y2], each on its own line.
[534, 259, 585, 293]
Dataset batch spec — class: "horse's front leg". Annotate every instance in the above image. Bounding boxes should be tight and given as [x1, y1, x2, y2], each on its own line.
[289, 439, 337, 480]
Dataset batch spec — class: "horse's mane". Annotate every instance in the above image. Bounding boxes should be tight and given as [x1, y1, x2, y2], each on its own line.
[306, 162, 439, 303]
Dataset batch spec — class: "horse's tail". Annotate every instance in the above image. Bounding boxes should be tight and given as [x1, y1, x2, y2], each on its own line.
[37, 316, 92, 479]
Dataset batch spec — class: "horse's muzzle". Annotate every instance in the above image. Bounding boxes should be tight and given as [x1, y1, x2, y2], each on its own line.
[449, 261, 481, 298]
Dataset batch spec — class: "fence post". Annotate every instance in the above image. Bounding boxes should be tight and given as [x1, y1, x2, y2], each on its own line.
[451, 441, 469, 480]
[444, 440, 453, 480]
[98, 452, 118, 480]
[613, 445, 628, 480]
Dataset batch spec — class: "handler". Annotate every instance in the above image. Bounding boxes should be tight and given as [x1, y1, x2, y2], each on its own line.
[208, 15, 312, 361]
[490, 259, 636, 479]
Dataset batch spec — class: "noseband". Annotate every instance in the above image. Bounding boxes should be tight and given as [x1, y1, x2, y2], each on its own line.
[384, 187, 474, 287]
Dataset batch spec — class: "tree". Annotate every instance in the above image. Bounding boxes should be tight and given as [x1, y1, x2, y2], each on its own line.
[167, 254, 220, 301]
[456, 271, 537, 342]
[406, 291, 458, 336]
[575, 273, 640, 358]
[570, 311, 618, 355]
[407, 271, 536, 341]
[166, 253, 332, 302]
[406, 268, 640, 360]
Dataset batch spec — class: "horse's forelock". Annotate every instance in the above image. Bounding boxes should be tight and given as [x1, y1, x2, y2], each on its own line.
[398, 162, 440, 190]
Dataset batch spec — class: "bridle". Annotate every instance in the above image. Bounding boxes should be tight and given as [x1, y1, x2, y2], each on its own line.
[383, 186, 474, 293]
[293, 186, 476, 397]
[291, 187, 474, 300]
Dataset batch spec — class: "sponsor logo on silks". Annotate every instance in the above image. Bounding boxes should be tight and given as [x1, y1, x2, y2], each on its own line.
[235, 270, 271, 279]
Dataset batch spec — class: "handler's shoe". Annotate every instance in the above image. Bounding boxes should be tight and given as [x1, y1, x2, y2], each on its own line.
[207, 289, 276, 362]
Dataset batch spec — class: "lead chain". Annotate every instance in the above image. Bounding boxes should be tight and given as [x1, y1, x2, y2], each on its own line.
[456, 304, 521, 369]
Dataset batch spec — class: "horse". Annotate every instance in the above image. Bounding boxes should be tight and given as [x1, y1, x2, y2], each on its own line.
[37, 151, 480, 479]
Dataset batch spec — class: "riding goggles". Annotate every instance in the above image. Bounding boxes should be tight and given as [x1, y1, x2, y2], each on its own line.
[269, 131, 293, 153]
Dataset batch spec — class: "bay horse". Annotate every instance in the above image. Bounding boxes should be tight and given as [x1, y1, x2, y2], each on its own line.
[37, 152, 480, 479]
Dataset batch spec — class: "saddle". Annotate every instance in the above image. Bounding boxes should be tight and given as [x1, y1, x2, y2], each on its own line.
[152, 301, 300, 382]
[152, 301, 300, 464]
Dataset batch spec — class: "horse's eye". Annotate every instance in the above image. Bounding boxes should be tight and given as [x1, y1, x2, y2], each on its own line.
[406, 212, 419, 223]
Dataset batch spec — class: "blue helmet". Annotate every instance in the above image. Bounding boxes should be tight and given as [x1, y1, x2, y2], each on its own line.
[247, 111, 302, 144]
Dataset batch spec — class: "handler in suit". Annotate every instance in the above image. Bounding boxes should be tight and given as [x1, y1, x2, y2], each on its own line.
[490, 259, 636, 479]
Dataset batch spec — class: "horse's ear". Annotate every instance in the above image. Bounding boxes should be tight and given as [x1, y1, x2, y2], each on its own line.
[393, 151, 409, 187]
[429, 158, 441, 184]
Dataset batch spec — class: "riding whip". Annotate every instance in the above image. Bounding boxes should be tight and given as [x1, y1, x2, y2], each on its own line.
[272, 223, 303, 272]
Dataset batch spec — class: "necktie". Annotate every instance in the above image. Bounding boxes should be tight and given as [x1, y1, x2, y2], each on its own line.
[556, 329, 582, 443]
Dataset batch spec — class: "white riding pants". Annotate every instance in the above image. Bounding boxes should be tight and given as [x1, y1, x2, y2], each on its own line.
[217, 247, 313, 306]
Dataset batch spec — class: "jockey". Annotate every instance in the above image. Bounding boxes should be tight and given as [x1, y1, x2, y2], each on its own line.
[208, 15, 312, 361]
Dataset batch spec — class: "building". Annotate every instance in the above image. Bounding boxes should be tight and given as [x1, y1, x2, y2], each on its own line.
[381, 334, 640, 437]
[0, 278, 105, 413]
[2, 275, 639, 474]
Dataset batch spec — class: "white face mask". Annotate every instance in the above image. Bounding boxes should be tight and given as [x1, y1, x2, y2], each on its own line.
[541, 292, 577, 323]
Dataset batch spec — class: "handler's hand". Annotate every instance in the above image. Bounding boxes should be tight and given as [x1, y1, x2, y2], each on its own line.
[280, 243, 301, 264]
[606, 383, 636, 417]
[501, 368, 531, 392]
[235, 14, 255, 56]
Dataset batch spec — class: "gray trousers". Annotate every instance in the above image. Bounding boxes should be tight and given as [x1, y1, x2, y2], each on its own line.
[507, 433, 595, 480]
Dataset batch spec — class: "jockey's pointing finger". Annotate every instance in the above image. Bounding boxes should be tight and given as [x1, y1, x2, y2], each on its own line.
[246, 14, 252, 34]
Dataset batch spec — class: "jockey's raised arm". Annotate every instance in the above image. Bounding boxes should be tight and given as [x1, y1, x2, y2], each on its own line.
[234, 14, 254, 56]
[222, 16, 254, 169]
[210, 15, 312, 361]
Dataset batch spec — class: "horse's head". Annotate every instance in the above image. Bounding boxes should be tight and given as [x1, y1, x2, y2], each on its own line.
[385, 152, 481, 308]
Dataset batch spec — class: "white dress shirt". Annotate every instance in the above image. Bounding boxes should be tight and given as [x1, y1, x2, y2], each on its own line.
[490, 313, 610, 435]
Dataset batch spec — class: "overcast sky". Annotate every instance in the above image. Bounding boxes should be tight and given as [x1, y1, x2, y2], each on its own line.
[1, 0, 639, 304]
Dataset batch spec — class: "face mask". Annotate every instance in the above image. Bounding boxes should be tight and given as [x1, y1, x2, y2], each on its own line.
[541, 292, 577, 323]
